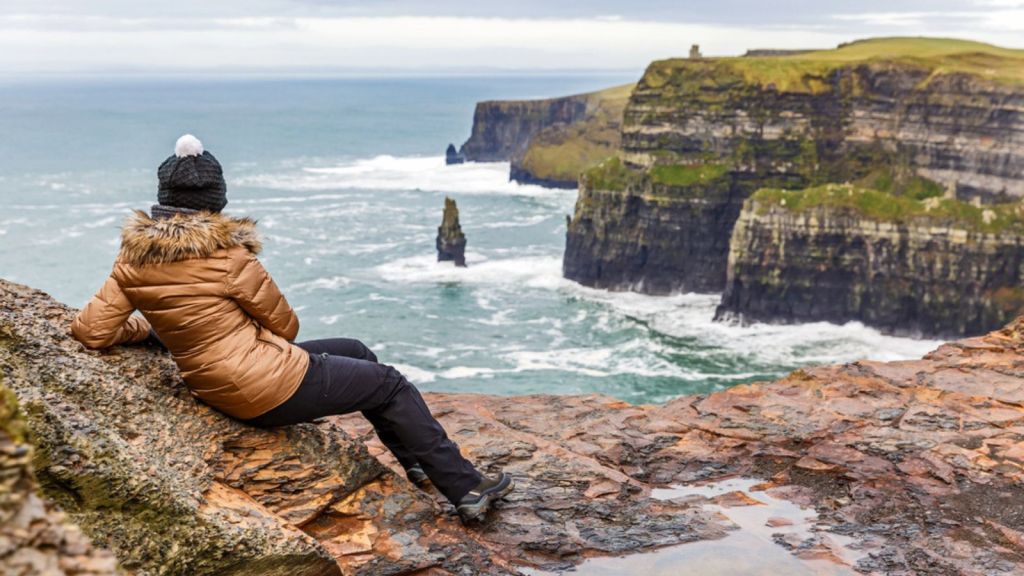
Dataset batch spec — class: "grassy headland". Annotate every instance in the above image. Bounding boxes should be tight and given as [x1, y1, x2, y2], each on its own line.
[514, 83, 633, 185]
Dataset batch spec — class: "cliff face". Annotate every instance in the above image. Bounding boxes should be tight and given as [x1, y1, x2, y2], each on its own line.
[458, 84, 632, 188]
[563, 158, 750, 293]
[459, 95, 589, 163]
[564, 39, 1024, 296]
[5, 277, 1024, 574]
[716, 186, 1024, 338]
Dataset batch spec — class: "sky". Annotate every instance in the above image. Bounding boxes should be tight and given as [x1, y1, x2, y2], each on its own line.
[3, 0, 1023, 75]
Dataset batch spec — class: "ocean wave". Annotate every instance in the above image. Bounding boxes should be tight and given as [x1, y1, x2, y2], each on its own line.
[373, 249, 939, 368]
[374, 253, 564, 289]
[561, 285, 942, 366]
[286, 275, 351, 294]
[235, 155, 576, 202]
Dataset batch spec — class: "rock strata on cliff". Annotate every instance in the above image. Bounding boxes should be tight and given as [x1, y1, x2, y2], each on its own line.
[716, 184, 1024, 337]
[458, 84, 633, 188]
[564, 38, 1024, 297]
[436, 196, 467, 267]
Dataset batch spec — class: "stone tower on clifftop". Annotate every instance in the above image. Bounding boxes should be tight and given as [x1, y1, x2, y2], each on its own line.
[689, 44, 702, 59]
[437, 196, 467, 267]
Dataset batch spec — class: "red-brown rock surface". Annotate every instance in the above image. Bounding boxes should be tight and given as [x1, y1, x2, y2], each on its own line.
[340, 320, 1024, 574]
[4, 276, 1024, 574]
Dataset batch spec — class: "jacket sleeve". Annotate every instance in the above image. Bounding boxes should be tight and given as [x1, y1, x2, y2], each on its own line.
[226, 250, 300, 341]
[71, 275, 152, 350]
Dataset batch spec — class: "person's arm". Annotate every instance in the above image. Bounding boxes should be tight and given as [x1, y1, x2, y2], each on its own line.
[226, 249, 300, 341]
[71, 275, 152, 349]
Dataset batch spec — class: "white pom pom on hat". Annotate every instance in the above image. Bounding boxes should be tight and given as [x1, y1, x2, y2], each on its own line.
[174, 134, 204, 158]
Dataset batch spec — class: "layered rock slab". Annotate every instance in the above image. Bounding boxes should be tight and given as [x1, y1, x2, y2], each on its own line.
[342, 320, 1024, 574]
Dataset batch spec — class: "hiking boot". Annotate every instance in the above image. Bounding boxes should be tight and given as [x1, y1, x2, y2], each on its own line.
[404, 464, 431, 488]
[456, 472, 514, 523]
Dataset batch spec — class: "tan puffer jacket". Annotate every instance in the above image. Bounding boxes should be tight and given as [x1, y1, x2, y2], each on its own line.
[71, 210, 309, 419]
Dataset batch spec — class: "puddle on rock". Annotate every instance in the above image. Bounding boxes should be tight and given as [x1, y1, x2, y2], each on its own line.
[523, 477, 864, 576]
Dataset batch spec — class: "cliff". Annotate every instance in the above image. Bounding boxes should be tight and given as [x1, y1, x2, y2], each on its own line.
[6, 276, 1024, 574]
[564, 38, 1024, 298]
[716, 184, 1024, 338]
[458, 83, 632, 188]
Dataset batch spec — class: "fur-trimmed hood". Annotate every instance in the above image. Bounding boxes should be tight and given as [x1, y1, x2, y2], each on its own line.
[118, 210, 262, 266]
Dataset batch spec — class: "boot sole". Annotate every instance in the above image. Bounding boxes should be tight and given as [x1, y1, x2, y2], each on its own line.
[457, 474, 515, 523]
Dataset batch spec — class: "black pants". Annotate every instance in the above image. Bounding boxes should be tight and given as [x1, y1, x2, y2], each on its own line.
[244, 338, 482, 503]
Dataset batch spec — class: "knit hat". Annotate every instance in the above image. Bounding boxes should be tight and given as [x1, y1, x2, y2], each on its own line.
[157, 134, 227, 213]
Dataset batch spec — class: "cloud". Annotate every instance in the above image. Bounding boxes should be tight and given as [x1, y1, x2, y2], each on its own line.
[1, 4, 1021, 74]
[0, 15, 855, 73]
[832, 7, 1024, 34]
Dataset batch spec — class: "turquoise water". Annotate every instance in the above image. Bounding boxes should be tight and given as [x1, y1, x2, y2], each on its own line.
[0, 76, 940, 403]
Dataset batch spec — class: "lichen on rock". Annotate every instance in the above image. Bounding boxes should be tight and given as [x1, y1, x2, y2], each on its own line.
[0, 380, 119, 575]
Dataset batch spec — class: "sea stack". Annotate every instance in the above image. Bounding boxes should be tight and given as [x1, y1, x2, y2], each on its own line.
[437, 196, 467, 267]
[445, 143, 465, 165]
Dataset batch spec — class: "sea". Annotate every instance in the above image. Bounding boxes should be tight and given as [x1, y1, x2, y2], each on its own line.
[0, 75, 941, 404]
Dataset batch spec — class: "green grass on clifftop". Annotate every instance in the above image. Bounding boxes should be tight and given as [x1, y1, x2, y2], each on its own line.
[643, 37, 1024, 93]
[853, 166, 946, 200]
[753, 184, 1024, 234]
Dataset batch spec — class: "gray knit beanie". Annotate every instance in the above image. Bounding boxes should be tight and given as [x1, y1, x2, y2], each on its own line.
[156, 134, 227, 213]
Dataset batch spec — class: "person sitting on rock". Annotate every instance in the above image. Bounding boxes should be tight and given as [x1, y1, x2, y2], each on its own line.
[69, 134, 513, 523]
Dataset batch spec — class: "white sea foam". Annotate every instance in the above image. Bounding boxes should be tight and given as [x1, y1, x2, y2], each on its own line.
[236, 155, 576, 204]
[376, 255, 938, 379]
[563, 285, 942, 366]
[286, 275, 351, 294]
[374, 253, 564, 289]
[82, 216, 117, 229]
[391, 363, 437, 384]
[477, 214, 551, 229]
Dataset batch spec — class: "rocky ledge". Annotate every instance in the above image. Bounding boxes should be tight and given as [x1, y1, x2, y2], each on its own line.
[4, 277, 1024, 575]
